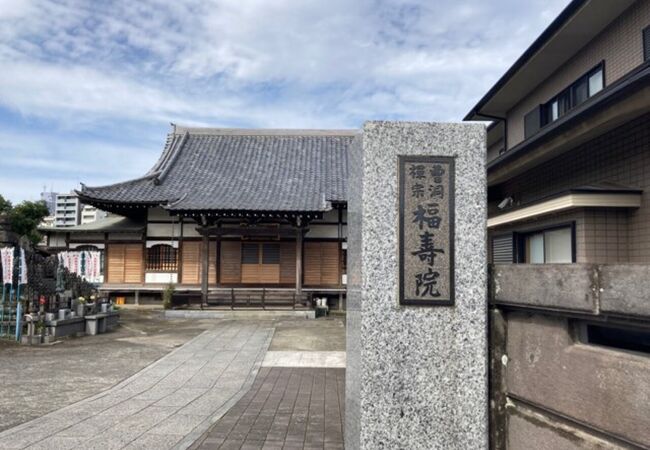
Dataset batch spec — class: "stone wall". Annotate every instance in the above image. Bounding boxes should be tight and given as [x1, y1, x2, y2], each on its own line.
[489, 263, 650, 449]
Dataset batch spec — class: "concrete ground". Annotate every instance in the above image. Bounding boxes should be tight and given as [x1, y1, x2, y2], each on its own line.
[0, 310, 218, 432]
[268, 317, 345, 352]
[0, 310, 346, 449]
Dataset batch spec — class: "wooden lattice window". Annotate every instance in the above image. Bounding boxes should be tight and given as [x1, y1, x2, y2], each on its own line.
[146, 245, 178, 272]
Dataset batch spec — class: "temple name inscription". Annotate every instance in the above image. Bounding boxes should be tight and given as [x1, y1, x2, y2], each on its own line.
[398, 155, 455, 306]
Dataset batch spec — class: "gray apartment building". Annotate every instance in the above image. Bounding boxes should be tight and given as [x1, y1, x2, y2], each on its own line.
[54, 193, 81, 227]
[465, 0, 650, 448]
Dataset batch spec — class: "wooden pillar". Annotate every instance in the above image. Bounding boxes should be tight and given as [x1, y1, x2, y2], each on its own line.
[295, 227, 303, 298]
[216, 223, 221, 286]
[201, 231, 209, 308]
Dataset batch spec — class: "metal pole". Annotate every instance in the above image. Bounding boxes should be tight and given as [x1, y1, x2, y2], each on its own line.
[0, 284, 5, 336]
[15, 290, 21, 342]
[15, 250, 23, 342]
[8, 281, 14, 336]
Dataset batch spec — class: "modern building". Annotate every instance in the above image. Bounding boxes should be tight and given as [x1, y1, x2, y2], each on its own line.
[81, 204, 107, 224]
[41, 126, 351, 308]
[40, 190, 58, 215]
[465, 0, 650, 448]
[54, 193, 81, 227]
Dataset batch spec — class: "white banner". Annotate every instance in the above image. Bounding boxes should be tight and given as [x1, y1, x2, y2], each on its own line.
[19, 248, 28, 285]
[1, 247, 14, 285]
[56, 250, 103, 282]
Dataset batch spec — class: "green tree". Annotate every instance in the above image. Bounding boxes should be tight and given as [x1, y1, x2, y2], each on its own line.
[9, 200, 49, 245]
[0, 194, 11, 214]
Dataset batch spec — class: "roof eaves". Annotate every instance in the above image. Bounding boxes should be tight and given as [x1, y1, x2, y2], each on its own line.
[463, 0, 587, 121]
[487, 62, 650, 172]
[79, 173, 159, 195]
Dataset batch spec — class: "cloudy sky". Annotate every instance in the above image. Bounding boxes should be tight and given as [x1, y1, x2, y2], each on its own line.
[0, 0, 570, 203]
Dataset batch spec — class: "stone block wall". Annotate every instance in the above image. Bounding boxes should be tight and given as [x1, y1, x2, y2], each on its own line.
[489, 264, 650, 449]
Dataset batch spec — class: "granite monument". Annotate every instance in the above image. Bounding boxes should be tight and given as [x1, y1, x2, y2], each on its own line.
[346, 121, 487, 449]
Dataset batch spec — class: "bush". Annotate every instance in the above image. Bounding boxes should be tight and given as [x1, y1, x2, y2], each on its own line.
[162, 283, 175, 310]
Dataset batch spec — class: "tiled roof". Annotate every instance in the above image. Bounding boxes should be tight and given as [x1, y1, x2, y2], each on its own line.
[79, 127, 356, 213]
[39, 216, 144, 233]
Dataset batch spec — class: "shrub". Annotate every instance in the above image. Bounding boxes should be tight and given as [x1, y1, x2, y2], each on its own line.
[162, 283, 175, 310]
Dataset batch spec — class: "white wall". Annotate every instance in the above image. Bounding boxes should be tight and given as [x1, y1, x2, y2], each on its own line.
[145, 273, 178, 284]
[147, 223, 180, 238]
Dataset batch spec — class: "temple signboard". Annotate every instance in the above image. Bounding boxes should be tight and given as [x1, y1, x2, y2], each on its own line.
[398, 155, 455, 306]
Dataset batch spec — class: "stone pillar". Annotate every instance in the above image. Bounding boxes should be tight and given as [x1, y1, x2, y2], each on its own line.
[346, 122, 487, 449]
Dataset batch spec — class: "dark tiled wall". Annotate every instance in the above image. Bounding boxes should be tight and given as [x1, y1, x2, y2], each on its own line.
[490, 113, 649, 263]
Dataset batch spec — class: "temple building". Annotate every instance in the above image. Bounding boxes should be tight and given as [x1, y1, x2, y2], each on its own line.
[41, 126, 354, 309]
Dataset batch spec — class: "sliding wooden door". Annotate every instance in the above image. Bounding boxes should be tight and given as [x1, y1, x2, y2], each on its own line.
[106, 243, 143, 284]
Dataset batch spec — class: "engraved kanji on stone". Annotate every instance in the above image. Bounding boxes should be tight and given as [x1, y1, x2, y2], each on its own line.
[409, 164, 426, 180]
[412, 183, 425, 198]
[429, 184, 444, 199]
[412, 203, 441, 230]
[411, 231, 444, 266]
[415, 268, 441, 297]
[431, 164, 445, 183]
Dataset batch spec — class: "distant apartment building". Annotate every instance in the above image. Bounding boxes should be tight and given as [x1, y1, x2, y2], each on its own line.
[465, 1, 650, 448]
[54, 193, 81, 227]
[81, 204, 107, 224]
[40, 190, 58, 215]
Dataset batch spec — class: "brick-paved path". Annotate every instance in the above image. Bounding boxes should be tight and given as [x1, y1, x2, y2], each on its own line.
[0, 322, 273, 450]
[192, 367, 345, 450]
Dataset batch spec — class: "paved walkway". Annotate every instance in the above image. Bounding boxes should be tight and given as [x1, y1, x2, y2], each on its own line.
[0, 321, 274, 450]
[190, 367, 345, 450]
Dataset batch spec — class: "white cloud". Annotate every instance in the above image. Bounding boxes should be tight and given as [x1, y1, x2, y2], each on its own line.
[0, 0, 572, 125]
[0, 0, 572, 201]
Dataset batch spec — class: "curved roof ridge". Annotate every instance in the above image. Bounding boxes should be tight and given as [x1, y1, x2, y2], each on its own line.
[79, 172, 160, 193]
[154, 131, 189, 185]
[172, 125, 359, 137]
[148, 132, 180, 174]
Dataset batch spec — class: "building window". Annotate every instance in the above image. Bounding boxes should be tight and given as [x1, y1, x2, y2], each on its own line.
[241, 243, 280, 264]
[262, 243, 280, 264]
[491, 234, 514, 264]
[540, 64, 604, 127]
[242, 243, 259, 264]
[576, 322, 650, 356]
[146, 244, 178, 271]
[522, 226, 574, 264]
